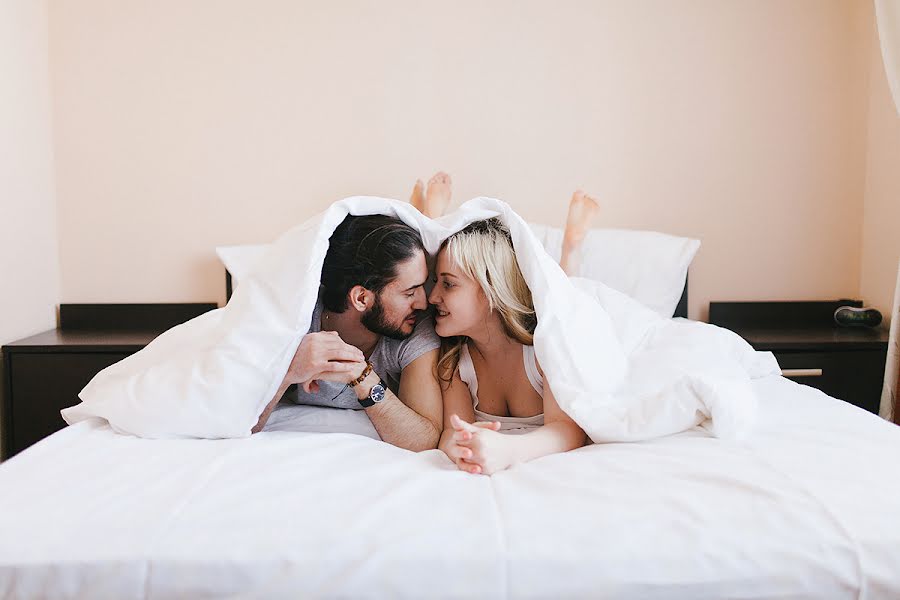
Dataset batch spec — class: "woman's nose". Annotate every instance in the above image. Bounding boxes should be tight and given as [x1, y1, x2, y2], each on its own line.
[427, 287, 439, 305]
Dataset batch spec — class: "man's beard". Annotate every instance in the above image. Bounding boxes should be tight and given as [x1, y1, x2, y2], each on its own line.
[362, 296, 417, 341]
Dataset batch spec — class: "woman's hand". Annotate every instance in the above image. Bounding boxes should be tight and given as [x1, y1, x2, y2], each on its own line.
[449, 414, 512, 475]
[443, 414, 501, 474]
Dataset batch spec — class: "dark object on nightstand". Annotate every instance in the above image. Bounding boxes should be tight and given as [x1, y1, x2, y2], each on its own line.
[833, 305, 883, 328]
[1, 303, 216, 459]
[709, 299, 889, 414]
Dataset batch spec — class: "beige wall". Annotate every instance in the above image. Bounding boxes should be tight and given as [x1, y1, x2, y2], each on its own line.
[1, 0, 59, 345]
[1, 0, 60, 454]
[46, 1, 878, 321]
[861, 12, 900, 326]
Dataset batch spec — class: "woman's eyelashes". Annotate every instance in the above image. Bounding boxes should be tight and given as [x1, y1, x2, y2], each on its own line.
[431, 276, 455, 289]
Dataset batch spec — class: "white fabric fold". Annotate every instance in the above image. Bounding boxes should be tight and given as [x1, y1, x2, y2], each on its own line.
[63, 196, 779, 442]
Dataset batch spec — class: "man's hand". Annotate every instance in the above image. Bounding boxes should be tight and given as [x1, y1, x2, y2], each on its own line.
[447, 414, 504, 475]
[286, 331, 365, 393]
[252, 331, 364, 434]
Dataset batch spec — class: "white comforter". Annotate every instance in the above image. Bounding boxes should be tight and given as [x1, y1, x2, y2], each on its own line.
[62, 196, 779, 443]
[3, 375, 900, 599]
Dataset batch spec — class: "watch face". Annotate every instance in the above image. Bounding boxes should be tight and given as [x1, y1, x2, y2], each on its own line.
[370, 383, 386, 404]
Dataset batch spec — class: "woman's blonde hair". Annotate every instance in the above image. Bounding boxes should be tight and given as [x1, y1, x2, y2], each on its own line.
[436, 218, 537, 386]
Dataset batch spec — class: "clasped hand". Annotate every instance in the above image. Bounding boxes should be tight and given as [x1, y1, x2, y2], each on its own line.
[444, 414, 514, 475]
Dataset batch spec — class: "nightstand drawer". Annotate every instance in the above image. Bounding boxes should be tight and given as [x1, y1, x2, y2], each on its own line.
[774, 350, 886, 414]
[8, 352, 129, 455]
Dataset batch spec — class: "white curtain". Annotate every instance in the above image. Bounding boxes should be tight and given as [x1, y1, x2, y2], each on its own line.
[875, 0, 900, 116]
[875, 2, 900, 421]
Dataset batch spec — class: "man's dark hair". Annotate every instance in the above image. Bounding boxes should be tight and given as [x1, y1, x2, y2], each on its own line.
[320, 215, 425, 313]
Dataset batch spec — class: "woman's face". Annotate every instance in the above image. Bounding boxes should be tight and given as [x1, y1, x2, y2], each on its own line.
[428, 248, 491, 338]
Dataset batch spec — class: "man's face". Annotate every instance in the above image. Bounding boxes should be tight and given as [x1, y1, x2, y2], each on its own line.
[361, 250, 429, 340]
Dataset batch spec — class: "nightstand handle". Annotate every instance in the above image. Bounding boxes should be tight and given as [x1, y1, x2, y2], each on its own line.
[781, 368, 823, 378]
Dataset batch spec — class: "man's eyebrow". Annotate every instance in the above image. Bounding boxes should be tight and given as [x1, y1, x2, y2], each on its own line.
[403, 279, 428, 292]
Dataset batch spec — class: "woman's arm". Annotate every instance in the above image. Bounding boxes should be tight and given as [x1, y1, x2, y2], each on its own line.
[498, 393, 586, 466]
[438, 371, 477, 460]
[454, 368, 586, 474]
[437, 371, 501, 473]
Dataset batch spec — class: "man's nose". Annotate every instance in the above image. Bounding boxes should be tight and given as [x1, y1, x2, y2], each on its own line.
[413, 288, 428, 310]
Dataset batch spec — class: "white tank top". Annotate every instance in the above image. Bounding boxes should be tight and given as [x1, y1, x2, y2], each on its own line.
[457, 343, 545, 434]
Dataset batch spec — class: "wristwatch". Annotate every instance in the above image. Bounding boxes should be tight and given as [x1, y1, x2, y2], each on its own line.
[358, 378, 387, 408]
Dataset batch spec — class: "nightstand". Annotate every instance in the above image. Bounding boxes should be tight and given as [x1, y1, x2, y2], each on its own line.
[1, 303, 216, 458]
[709, 300, 889, 414]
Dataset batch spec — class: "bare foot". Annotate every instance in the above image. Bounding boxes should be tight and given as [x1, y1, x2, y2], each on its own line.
[563, 190, 599, 248]
[424, 172, 452, 218]
[409, 179, 425, 213]
[560, 190, 600, 275]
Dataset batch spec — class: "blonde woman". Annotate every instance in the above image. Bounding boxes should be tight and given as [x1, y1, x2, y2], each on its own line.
[428, 217, 593, 475]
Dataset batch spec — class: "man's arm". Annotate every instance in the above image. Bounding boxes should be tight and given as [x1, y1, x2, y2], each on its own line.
[252, 381, 291, 434]
[252, 331, 365, 433]
[354, 349, 442, 452]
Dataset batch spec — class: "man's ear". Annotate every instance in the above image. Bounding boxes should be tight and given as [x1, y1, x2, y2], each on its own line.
[347, 285, 374, 312]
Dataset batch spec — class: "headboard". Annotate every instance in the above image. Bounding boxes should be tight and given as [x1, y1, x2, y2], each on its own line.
[674, 274, 688, 319]
[225, 270, 689, 319]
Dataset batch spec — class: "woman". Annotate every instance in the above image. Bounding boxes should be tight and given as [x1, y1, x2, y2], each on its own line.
[427, 213, 596, 475]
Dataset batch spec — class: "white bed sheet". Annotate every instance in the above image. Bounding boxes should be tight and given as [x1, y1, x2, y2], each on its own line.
[1, 376, 900, 599]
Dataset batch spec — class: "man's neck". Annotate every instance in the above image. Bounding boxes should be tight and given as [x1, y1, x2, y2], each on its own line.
[320, 308, 380, 358]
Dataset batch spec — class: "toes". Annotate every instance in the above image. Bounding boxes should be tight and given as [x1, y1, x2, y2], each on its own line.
[410, 179, 424, 207]
[582, 194, 600, 210]
[430, 171, 450, 185]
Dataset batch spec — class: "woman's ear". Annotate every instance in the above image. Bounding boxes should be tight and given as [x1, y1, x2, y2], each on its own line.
[348, 285, 374, 312]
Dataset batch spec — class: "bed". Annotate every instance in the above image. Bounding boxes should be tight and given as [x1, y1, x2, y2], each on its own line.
[1, 374, 899, 598]
[3, 208, 900, 598]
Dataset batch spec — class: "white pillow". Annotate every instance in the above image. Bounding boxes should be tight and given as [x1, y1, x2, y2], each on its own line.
[527, 224, 700, 318]
[218, 226, 699, 318]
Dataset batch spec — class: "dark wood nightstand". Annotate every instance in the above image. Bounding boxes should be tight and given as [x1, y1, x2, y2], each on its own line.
[709, 300, 889, 414]
[1, 303, 216, 459]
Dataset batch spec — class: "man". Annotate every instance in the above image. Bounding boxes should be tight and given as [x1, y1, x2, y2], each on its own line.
[252, 214, 443, 452]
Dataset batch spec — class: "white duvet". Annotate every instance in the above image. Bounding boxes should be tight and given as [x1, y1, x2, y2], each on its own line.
[62, 196, 779, 442]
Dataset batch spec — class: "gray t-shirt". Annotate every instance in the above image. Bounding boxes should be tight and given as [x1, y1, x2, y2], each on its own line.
[285, 299, 441, 409]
